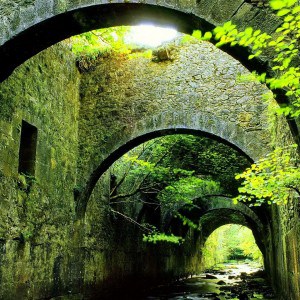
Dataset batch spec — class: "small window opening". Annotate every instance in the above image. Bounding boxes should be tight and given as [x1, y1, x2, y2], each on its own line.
[18, 120, 38, 177]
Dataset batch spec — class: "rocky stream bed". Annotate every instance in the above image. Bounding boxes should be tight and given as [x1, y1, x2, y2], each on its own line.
[144, 263, 276, 300]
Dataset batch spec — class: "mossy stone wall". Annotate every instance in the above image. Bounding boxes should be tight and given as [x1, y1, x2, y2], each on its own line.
[0, 36, 299, 300]
[77, 38, 272, 190]
[262, 113, 300, 300]
[0, 41, 213, 299]
[0, 43, 81, 299]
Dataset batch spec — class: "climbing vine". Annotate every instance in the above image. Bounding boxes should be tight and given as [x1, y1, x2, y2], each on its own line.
[233, 145, 300, 206]
[193, 0, 300, 117]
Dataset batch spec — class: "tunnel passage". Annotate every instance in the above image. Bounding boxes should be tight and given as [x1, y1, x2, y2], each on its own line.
[201, 223, 264, 271]
[200, 206, 265, 254]
[160, 195, 267, 257]
[86, 147, 271, 300]
[162, 206, 268, 279]
[76, 35, 281, 217]
[87, 132, 268, 279]
[0, 2, 299, 298]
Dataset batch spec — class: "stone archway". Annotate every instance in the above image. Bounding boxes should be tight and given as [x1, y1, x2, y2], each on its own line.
[0, 1, 281, 81]
[1, 1, 298, 147]
[197, 207, 266, 257]
[0, 2, 299, 298]
[76, 111, 270, 217]
[76, 35, 274, 217]
[161, 195, 265, 252]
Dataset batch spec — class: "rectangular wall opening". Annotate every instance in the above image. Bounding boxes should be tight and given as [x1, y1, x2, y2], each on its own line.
[18, 120, 38, 176]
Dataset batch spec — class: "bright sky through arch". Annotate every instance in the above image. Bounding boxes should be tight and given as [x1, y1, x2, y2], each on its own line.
[125, 25, 179, 48]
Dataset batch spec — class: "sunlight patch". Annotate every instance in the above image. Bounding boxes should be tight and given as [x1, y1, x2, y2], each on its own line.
[125, 25, 179, 48]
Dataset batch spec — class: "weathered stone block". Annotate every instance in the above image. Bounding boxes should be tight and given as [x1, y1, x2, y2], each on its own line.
[19, 5, 37, 28]
[53, 0, 69, 14]
[35, 0, 54, 19]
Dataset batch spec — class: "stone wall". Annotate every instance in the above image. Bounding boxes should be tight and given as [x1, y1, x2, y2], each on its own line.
[0, 33, 299, 300]
[262, 113, 300, 300]
[77, 37, 272, 214]
[0, 43, 81, 299]
[0, 40, 218, 300]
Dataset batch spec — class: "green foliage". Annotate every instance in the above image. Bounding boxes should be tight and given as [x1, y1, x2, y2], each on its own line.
[71, 27, 132, 58]
[143, 232, 184, 244]
[159, 177, 220, 209]
[70, 26, 154, 71]
[192, 0, 300, 117]
[234, 144, 300, 206]
[110, 135, 249, 243]
[175, 213, 199, 229]
[144, 135, 250, 195]
[190, 0, 300, 206]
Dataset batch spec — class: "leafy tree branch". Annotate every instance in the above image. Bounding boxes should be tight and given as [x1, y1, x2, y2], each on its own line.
[234, 144, 300, 206]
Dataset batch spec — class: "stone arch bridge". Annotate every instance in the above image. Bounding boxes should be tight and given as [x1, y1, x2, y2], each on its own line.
[0, 0, 299, 299]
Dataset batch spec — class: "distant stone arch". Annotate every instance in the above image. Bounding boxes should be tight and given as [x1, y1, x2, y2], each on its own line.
[197, 207, 266, 254]
[161, 195, 265, 246]
[76, 111, 270, 217]
[204, 196, 263, 231]
[163, 196, 263, 231]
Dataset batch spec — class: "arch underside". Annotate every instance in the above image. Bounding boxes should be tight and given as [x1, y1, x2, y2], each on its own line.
[197, 207, 266, 255]
[164, 196, 264, 240]
[160, 197, 266, 256]
[76, 115, 269, 217]
[0, 1, 281, 81]
[3, 1, 297, 149]
[1, 0, 298, 218]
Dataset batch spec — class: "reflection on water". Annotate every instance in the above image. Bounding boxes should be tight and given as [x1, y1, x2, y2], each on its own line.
[145, 263, 276, 300]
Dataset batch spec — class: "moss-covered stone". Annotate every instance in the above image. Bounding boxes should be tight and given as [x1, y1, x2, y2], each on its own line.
[0, 43, 81, 299]
[0, 33, 299, 300]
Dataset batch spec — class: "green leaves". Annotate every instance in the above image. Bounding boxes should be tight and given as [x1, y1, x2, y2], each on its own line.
[234, 145, 300, 206]
[110, 135, 247, 244]
[270, 0, 297, 10]
[270, 0, 287, 9]
[199, 0, 300, 117]
[143, 232, 184, 244]
[158, 176, 221, 208]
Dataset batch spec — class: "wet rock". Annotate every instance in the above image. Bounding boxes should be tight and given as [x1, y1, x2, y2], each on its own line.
[217, 280, 226, 285]
[198, 292, 219, 298]
[228, 275, 236, 279]
[205, 274, 218, 279]
[263, 291, 276, 298]
[238, 291, 250, 299]
[218, 271, 226, 275]
[220, 286, 233, 292]
[252, 270, 266, 278]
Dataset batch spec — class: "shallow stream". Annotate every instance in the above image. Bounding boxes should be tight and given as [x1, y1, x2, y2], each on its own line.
[144, 263, 276, 300]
